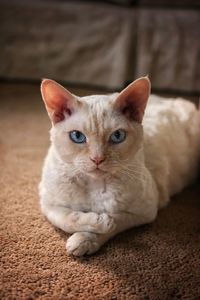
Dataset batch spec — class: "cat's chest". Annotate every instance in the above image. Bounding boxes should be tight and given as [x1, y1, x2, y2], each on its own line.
[60, 176, 136, 214]
[88, 180, 117, 213]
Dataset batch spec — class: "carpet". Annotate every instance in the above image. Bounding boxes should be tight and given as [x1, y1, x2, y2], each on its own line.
[1, 83, 200, 299]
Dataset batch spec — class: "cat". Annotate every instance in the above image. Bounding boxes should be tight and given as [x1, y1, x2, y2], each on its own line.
[39, 77, 200, 256]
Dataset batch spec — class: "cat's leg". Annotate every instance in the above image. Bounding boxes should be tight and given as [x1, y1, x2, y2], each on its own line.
[66, 232, 103, 256]
[66, 210, 157, 256]
[41, 204, 116, 234]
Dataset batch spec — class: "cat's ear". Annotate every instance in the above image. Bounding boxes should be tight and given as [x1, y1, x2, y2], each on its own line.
[115, 77, 151, 123]
[41, 79, 80, 124]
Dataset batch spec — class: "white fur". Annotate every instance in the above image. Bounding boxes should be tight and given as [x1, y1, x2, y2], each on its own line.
[39, 92, 200, 256]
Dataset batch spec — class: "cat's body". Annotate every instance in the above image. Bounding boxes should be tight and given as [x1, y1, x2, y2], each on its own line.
[39, 78, 200, 256]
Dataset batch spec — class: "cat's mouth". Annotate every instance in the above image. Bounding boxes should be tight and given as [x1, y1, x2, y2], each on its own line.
[88, 167, 107, 177]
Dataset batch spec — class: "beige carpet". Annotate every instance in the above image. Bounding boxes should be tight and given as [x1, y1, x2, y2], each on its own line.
[1, 83, 200, 299]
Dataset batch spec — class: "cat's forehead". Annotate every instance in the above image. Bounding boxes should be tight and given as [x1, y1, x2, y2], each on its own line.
[80, 93, 119, 108]
[57, 91, 131, 136]
[75, 92, 126, 134]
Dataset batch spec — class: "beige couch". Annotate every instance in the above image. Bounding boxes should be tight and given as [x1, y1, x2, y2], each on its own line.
[1, 0, 200, 93]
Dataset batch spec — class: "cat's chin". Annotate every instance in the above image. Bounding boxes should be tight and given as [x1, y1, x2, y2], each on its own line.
[86, 168, 107, 178]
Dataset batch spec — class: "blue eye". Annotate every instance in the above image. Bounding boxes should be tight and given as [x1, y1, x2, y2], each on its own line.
[110, 129, 126, 144]
[69, 131, 86, 144]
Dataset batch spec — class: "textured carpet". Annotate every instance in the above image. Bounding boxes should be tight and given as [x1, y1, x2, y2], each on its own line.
[1, 83, 200, 300]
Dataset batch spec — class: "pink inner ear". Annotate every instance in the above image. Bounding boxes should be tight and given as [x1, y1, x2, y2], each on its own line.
[116, 77, 150, 123]
[47, 97, 72, 122]
[53, 104, 72, 123]
[121, 98, 143, 123]
[41, 79, 75, 124]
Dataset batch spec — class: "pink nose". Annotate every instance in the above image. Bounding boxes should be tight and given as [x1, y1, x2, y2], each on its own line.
[90, 156, 105, 166]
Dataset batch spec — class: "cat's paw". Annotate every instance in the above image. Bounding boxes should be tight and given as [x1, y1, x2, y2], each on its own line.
[95, 213, 116, 234]
[66, 232, 100, 256]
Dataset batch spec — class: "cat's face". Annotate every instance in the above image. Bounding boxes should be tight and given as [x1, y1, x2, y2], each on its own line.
[41, 77, 150, 178]
[50, 94, 143, 178]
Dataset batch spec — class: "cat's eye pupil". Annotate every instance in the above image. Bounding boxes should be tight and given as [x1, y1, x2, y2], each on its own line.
[69, 130, 86, 144]
[110, 129, 126, 144]
[75, 131, 80, 138]
[115, 131, 120, 139]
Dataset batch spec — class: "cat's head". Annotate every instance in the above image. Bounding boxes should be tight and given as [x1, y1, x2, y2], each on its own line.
[41, 77, 150, 178]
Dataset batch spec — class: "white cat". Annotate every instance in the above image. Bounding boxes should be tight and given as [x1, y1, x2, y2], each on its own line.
[39, 77, 200, 256]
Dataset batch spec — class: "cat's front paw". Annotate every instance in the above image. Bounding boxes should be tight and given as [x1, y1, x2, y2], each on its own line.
[66, 232, 100, 256]
[95, 213, 116, 234]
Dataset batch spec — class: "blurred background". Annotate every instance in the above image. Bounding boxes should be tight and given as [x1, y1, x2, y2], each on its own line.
[0, 0, 200, 96]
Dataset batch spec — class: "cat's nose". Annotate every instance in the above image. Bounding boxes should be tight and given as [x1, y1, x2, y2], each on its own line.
[90, 156, 105, 166]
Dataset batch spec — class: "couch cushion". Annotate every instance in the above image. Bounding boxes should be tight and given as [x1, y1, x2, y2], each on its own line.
[0, 0, 136, 90]
[135, 9, 200, 93]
